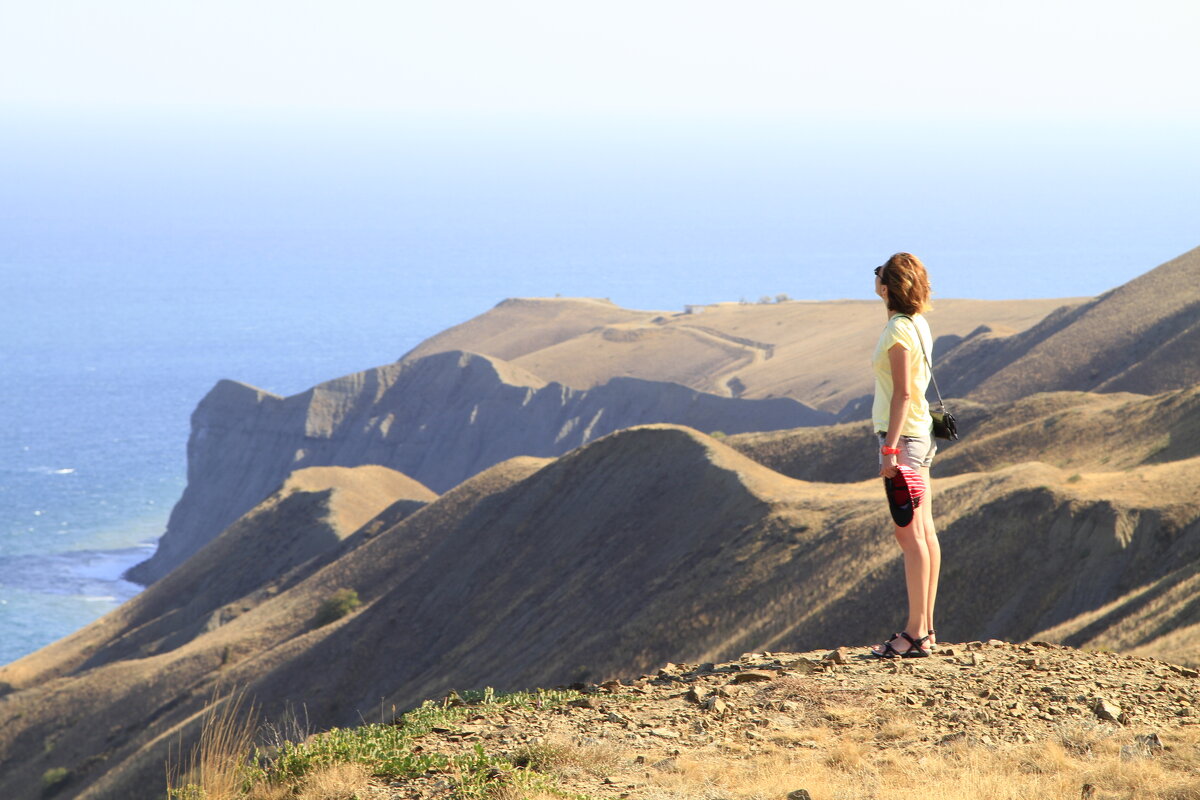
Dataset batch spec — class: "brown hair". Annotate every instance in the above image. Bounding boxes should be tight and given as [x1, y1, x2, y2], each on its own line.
[879, 252, 932, 315]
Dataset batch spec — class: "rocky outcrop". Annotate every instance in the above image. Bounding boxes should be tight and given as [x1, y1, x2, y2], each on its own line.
[126, 350, 832, 584]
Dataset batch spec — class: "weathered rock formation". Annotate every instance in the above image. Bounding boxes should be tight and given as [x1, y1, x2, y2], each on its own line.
[126, 350, 831, 584]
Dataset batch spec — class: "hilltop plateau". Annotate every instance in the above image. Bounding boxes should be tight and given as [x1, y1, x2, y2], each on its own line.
[402, 297, 1073, 413]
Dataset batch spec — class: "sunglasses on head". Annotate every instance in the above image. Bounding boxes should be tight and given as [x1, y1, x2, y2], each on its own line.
[874, 265, 885, 277]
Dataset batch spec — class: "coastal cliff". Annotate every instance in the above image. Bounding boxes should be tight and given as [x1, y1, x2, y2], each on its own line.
[126, 349, 830, 584]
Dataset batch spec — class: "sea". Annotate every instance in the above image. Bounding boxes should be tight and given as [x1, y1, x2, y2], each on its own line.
[2, 113, 1198, 665]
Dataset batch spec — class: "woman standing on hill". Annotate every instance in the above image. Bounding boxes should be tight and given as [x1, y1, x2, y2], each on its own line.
[869, 253, 939, 658]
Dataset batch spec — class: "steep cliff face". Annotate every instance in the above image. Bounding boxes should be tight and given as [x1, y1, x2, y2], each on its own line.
[126, 350, 831, 584]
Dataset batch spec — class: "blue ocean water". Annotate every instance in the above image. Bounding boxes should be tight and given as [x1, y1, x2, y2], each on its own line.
[2, 115, 1197, 665]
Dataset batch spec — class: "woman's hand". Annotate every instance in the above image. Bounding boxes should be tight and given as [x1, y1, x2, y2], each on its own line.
[880, 454, 899, 479]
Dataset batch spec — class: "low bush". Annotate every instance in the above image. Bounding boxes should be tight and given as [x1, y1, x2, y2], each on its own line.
[313, 589, 362, 627]
[40, 767, 70, 796]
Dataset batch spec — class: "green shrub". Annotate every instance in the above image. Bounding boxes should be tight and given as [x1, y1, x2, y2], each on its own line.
[41, 767, 70, 796]
[314, 589, 362, 627]
[258, 687, 580, 790]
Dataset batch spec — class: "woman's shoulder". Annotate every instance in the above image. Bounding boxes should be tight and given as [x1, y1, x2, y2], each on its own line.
[884, 313, 927, 346]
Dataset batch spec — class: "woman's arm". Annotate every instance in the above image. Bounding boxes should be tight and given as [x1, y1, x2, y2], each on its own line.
[880, 342, 912, 478]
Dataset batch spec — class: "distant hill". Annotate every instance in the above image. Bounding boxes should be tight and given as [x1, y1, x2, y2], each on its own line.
[5, 400, 1200, 798]
[127, 349, 829, 584]
[727, 384, 1200, 483]
[405, 296, 1074, 414]
[939, 246, 1200, 402]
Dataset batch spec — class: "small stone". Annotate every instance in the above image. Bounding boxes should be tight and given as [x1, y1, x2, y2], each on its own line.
[788, 791, 813, 800]
[987, 639, 1007, 648]
[704, 697, 728, 716]
[940, 646, 957, 656]
[732, 670, 775, 683]
[1020, 658, 1041, 668]
[783, 658, 819, 674]
[823, 647, 850, 665]
[651, 757, 681, 773]
[650, 728, 680, 739]
[970, 653, 985, 667]
[1135, 732, 1165, 754]
[685, 686, 710, 704]
[1093, 698, 1122, 722]
[568, 697, 598, 709]
[1169, 665, 1200, 679]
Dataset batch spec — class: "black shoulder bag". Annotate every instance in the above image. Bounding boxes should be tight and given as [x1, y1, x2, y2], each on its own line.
[895, 315, 959, 441]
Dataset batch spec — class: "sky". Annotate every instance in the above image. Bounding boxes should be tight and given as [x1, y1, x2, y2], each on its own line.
[2, 1, 1198, 123]
[0, 1, 1197, 305]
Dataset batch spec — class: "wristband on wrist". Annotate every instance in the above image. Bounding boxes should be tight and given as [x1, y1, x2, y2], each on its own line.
[881, 446, 901, 456]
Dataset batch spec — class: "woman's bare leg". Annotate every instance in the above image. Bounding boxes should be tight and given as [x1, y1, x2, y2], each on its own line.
[894, 514, 931, 640]
[872, 512, 932, 656]
[920, 466, 939, 644]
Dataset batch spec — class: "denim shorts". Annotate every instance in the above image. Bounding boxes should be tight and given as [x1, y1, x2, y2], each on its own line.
[877, 432, 936, 469]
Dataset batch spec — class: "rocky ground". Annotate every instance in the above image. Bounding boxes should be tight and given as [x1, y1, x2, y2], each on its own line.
[365, 639, 1200, 799]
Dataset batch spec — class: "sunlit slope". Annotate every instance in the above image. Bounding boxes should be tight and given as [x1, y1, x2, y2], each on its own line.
[941, 245, 1200, 402]
[0, 465, 434, 689]
[727, 385, 1200, 484]
[404, 297, 1073, 413]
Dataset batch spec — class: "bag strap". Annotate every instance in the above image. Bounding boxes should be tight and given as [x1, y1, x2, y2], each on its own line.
[892, 314, 948, 413]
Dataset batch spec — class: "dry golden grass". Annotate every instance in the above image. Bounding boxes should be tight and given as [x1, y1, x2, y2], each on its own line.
[242, 762, 375, 800]
[166, 688, 259, 800]
[487, 787, 565, 800]
[628, 716, 1200, 800]
[293, 762, 374, 800]
[510, 734, 624, 780]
